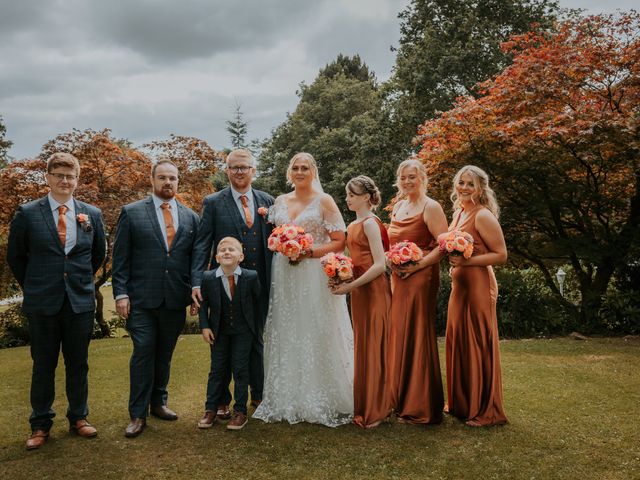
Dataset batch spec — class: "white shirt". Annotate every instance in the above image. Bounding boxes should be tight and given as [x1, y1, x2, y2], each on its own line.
[152, 194, 179, 250]
[230, 186, 255, 226]
[48, 193, 77, 254]
[215, 266, 242, 300]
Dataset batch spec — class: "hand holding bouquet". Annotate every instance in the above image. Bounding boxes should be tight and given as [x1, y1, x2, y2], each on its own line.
[267, 223, 314, 264]
[320, 252, 354, 288]
[385, 240, 424, 266]
[437, 230, 474, 259]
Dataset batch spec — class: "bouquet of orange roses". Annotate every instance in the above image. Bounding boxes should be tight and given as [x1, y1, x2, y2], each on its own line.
[267, 223, 314, 264]
[320, 252, 354, 287]
[385, 240, 424, 266]
[437, 230, 474, 259]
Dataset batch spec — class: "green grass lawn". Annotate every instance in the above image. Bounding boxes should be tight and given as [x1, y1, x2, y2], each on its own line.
[0, 336, 638, 480]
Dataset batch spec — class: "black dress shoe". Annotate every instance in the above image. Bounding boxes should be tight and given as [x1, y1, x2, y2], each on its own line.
[150, 405, 178, 421]
[125, 418, 146, 437]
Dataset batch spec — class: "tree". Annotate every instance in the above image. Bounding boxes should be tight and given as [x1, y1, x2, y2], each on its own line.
[226, 100, 249, 150]
[256, 55, 398, 219]
[0, 115, 13, 169]
[416, 12, 640, 330]
[385, 0, 560, 156]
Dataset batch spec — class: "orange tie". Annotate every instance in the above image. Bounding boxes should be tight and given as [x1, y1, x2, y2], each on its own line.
[228, 275, 235, 298]
[57, 205, 68, 247]
[240, 195, 253, 228]
[161, 203, 175, 248]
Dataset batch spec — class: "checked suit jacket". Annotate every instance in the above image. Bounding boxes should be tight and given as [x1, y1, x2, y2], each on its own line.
[6, 196, 106, 315]
[198, 268, 261, 339]
[191, 187, 274, 320]
[111, 196, 199, 310]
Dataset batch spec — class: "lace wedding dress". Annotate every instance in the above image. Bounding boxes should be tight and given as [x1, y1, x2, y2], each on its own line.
[253, 194, 354, 427]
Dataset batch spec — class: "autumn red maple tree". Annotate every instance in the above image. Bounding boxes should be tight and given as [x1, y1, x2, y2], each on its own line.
[416, 12, 640, 329]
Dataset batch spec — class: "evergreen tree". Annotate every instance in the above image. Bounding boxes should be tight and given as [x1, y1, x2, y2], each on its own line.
[226, 101, 249, 149]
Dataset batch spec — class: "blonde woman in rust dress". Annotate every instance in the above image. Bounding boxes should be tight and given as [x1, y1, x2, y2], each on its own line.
[387, 159, 448, 425]
[331, 176, 391, 429]
[446, 165, 508, 427]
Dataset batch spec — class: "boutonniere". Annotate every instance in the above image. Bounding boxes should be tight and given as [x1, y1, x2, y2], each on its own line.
[76, 213, 92, 232]
[258, 206, 270, 222]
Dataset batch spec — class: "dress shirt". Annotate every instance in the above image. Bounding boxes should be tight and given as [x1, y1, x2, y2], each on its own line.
[152, 194, 179, 250]
[48, 193, 77, 254]
[215, 266, 242, 300]
[230, 186, 255, 226]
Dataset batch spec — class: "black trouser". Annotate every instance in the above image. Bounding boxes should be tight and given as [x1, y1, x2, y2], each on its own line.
[27, 295, 94, 431]
[205, 332, 253, 415]
[127, 305, 185, 419]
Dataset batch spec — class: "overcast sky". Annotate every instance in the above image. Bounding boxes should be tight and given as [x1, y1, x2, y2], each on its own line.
[0, 0, 636, 160]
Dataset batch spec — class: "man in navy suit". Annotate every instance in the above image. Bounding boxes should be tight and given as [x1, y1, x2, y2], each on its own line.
[112, 159, 199, 438]
[7, 152, 106, 450]
[191, 149, 273, 418]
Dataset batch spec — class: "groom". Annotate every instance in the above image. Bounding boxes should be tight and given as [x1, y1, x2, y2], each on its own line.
[191, 149, 273, 416]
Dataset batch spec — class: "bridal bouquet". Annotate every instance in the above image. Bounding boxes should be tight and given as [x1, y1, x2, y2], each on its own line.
[320, 253, 354, 287]
[268, 223, 314, 264]
[386, 240, 424, 266]
[438, 230, 474, 259]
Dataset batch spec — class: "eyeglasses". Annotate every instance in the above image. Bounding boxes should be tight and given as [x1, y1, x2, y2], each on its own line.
[227, 166, 253, 174]
[48, 173, 78, 182]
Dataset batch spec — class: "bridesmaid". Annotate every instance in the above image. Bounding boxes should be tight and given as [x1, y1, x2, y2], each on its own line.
[388, 159, 448, 425]
[445, 165, 508, 427]
[331, 176, 391, 429]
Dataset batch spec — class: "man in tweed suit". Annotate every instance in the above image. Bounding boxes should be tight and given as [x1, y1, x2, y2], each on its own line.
[112, 159, 199, 438]
[7, 152, 106, 450]
[191, 149, 274, 417]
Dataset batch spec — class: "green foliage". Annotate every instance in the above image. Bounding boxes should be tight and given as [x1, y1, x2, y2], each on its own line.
[226, 101, 249, 149]
[0, 304, 29, 348]
[255, 55, 398, 219]
[387, 0, 560, 146]
[437, 265, 572, 338]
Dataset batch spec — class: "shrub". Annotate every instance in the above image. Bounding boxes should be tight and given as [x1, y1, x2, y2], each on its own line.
[0, 304, 29, 348]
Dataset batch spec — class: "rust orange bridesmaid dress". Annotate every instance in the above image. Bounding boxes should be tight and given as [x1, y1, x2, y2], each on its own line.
[446, 207, 508, 426]
[388, 208, 444, 424]
[347, 217, 392, 428]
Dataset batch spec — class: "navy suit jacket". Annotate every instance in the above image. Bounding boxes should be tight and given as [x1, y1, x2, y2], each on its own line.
[191, 187, 274, 289]
[111, 196, 199, 310]
[7, 196, 106, 315]
[198, 268, 261, 339]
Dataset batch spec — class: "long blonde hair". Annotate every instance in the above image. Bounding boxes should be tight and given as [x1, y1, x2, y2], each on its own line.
[393, 158, 428, 197]
[451, 165, 500, 218]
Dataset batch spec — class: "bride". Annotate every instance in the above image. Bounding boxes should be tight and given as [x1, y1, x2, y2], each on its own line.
[253, 152, 354, 427]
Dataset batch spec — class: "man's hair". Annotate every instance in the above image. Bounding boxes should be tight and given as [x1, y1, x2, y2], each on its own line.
[226, 149, 256, 167]
[152, 157, 179, 177]
[46, 153, 80, 175]
[216, 236, 243, 253]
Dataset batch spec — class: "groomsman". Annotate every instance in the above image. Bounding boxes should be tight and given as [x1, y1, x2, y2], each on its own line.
[112, 158, 199, 438]
[7, 153, 106, 450]
[191, 149, 274, 417]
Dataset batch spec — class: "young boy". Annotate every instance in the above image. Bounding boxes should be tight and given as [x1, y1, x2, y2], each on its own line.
[197, 236, 261, 430]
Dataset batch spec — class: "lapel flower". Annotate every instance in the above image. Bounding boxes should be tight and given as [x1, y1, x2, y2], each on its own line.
[76, 213, 93, 232]
[257, 206, 271, 223]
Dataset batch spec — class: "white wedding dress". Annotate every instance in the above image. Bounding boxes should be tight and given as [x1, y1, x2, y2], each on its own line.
[253, 194, 354, 427]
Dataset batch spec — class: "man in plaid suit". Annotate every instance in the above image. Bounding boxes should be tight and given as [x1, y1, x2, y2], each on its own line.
[7, 152, 106, 450]
[112, 158, 199, 438]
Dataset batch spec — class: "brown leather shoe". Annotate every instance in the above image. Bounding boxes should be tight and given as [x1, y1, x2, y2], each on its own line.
[26, 430, 49, 450]
[69, 419, 98, 438]
[150, 405, 178, 421]
[216, 405, 231, 420]
[125, 418, 146, 438]
[197, 410, 216, 429]
[227, 412, 247, 430]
